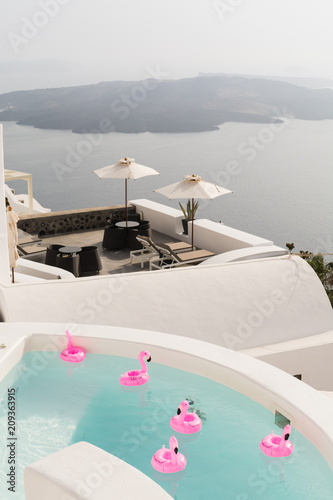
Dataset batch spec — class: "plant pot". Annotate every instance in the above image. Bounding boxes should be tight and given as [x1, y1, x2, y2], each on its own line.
[182, 219, 196, 235]
[182, 219, 196, 236]
[182, 219, 188, 234]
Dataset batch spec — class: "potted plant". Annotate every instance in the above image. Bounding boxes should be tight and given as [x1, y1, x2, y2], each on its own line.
[179, 199, 199, 234]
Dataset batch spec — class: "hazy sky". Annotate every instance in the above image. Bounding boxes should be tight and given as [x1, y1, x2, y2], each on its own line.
[1, 0, 333, 93]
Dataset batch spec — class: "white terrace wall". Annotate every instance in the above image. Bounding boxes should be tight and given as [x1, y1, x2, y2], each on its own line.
[241, 331, 333, 391]
[188, 219, 273, 255]
[131, 199, 276, 254]
[0, 256, 332, 351]
[131, 199, 184, 237]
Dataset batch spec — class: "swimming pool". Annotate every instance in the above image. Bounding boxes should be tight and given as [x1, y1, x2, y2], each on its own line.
[1, 351, 333, 499]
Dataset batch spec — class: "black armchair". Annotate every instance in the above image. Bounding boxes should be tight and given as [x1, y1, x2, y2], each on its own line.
[79, 246, 102, 276]
[102, 226, 127, 250]
[45, 244, 65, 267]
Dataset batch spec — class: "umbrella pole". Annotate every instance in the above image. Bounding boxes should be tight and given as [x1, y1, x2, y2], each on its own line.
[125, 178, 128, 228]
[191, 197, 194, 249]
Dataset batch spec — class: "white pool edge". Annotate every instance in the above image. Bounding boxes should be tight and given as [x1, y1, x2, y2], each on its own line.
[1, 322, 333, 473]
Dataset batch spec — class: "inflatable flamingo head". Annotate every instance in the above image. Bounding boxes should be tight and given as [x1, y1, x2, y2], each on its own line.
[140, 350, 151, 362]
[169, 436, 179, 454]
[283, 425, 292, 440]
[177, 400, 189, 415]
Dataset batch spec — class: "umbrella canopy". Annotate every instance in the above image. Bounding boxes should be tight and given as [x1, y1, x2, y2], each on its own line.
[6, 207, 19, 283]
[93, 158, 159, 226]
[154, 174, 232, 247]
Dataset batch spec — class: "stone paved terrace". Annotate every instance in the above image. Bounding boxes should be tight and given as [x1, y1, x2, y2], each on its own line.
[21, 228, 181, 275]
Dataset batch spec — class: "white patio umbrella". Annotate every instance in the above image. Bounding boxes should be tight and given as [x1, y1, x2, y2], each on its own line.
[93, 158, 159, 227]
[154, 174, 232, 248]
[6, 206, 19, 283]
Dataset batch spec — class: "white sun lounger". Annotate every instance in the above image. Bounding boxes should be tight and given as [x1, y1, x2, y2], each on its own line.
[130, 235, 194, 269]
[149, 243, 214, 270]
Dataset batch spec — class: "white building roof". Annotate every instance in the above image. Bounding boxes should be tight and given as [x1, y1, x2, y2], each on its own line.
[0, 255, 332, 350]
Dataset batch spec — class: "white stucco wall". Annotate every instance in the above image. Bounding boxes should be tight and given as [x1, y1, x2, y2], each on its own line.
[188, 219, 274, 254]
[131, 199, 277, 254]
[131, 199, 184, 236]
[0, 256, 332, 350]
[241, 330, 333, 391]
[199, 245, 288, 265]
[0, 125, 10, 284]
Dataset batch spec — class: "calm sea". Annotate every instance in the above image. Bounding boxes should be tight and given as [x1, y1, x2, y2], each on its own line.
[2, 120, 333, 254]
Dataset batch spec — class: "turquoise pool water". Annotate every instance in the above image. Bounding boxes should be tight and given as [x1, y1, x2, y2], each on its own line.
[1, 351, 333, 499]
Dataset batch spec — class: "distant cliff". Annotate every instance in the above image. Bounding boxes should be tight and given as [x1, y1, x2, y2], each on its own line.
[1, 74, 333, 134]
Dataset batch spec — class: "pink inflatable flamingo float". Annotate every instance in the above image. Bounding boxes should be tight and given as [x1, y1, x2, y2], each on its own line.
[120, 351, 151, 386]
[151, 436, 187, 473]
[170, 400, 202, 434]
[260, 425, 294, 457]
[60, 330, 86, 363]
